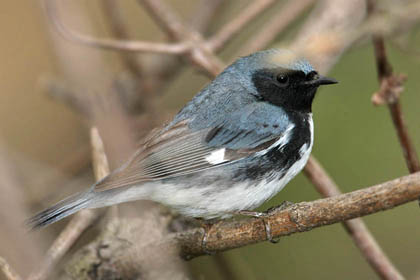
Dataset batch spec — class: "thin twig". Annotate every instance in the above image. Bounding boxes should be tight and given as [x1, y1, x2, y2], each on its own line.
[368, 0, 420, 174]
[28, 128, 109, 280]
[138, 0, 224, 76]
[45, 0, 189, 54]
[206, 0, 277, 52]
[0, 257, 22, 280]
[304, 157, 405, 280]
[238, 0, 316, 56]
[176, 172, 420, 259]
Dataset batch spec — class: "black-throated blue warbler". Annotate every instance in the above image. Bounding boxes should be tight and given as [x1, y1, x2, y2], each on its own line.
[29, 49, 337, 241]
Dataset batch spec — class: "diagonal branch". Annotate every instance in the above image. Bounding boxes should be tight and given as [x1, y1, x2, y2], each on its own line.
[206, 0, 277, 52]
[45, 0, 189, 54]
[137, 0, 224, 76]
[176, 172, 420, 259]
[0, 257, 22, 280]
[237, 0, 316, 56]
[27, 128, 109, 280]
[304, 157, 404, 280]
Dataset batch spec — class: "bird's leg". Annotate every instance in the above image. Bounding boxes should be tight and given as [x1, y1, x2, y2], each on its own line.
[196, 218, 217, 255]
[237, 210, 279, 243]
[238, 202, 294, 243]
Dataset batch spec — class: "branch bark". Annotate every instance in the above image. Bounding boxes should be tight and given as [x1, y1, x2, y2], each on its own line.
[176, 172, 420, 259]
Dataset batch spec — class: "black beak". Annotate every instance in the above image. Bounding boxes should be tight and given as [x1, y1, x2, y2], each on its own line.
[304, 75, 338, 86]
[315, 75, 338, 86]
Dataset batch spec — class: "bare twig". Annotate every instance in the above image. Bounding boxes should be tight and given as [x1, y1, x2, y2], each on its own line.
[28, 128, 109, 280]
[238, 0, 315, 56]
[368, 0, 420, 174]
[304, 157, 404, 280]
[45, 0, 189, 54]
[176, 172, 420, 259]
[0, 256, 22, 280]
[206, 0, 277, 52]
[138, 0, 224, 76]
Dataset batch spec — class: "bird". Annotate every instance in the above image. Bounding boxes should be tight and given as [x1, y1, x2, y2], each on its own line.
[28, 49, 337, 242]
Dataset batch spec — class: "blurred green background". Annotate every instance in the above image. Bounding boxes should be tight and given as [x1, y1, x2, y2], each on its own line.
[1, 1, 419, 279]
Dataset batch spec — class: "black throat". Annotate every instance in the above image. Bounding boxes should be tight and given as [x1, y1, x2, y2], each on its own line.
[234, 110, 312, 181]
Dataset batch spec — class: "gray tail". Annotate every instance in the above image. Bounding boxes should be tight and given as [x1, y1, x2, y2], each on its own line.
[27, 190, 92, 229]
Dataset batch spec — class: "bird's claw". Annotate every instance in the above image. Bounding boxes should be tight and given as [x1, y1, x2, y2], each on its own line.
[238, 210, 280, 243]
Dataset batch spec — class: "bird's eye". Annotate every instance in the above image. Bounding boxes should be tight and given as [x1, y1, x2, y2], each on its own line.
[275, 74, 289, 87]
[307, 71, 318, 81]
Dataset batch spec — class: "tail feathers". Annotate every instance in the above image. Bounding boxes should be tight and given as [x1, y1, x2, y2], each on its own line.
[27, 190, 91, 229]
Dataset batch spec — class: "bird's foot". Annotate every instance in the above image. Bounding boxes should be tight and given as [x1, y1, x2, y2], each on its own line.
[266, 201, 295, 214]
[238, 210, 279, 243]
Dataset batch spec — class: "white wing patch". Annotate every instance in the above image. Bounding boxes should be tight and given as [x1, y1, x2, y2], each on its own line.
[255, 124, 295, 156]
[205, 148, 227, 165]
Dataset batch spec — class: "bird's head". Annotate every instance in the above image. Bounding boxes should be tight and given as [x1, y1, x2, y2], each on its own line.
[227, 49, 338, 113]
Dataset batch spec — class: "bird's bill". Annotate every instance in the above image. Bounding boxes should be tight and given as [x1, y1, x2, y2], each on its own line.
[314, 75, 338, 86]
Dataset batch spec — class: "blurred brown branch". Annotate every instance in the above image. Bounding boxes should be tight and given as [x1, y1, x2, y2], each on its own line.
[0, 256, 22, 280]
[205, 0, 276, 52]
[368, 0, 420, 174]
[45, 0, 189, 54]
[176, 172, 420, 259]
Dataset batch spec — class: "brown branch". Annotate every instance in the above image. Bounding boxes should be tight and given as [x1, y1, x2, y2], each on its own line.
[0, 257, 22, 280]
[176, 172, 420, 259]
[27, 128, 109, 280]
[206, 0, 277, 52]
[368, 0, 420, 174]
[45, 0, 189, 54]
[304, 157, 404, 280]
[237, 0, 316, 56]
[137, 0, 224, 76]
